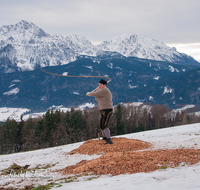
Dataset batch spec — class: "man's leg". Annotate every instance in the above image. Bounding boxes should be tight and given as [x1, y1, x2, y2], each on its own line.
[100, 110, 106, 140]
[100, 109, 112, 128]
[103, 128, 110, 138]
[101, 129, 107, 141]
[100, 109, 113, 144]
[104, 128, 113, 144]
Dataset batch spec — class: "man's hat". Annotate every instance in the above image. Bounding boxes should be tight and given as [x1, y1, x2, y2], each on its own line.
[99, 79, 107, 85]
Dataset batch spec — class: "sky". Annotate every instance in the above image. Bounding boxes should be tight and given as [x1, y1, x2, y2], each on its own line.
[0, 0, 200, 61]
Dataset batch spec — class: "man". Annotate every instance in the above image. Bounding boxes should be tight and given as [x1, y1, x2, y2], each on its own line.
[86, 79, 113, 145]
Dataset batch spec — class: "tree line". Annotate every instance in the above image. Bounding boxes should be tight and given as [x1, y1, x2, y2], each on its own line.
[0, 103, 199, 155]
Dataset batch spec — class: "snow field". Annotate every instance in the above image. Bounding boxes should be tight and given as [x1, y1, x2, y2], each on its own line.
[0, 123, 200, 189]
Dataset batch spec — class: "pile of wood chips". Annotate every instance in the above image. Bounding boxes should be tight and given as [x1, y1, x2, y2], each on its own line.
[58, 137, 200, 176]
[68, 137, 151, 155]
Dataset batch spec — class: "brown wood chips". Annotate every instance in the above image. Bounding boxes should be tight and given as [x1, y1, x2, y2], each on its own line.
[58, 137, 200, 176]
[68, 137, 151, 155]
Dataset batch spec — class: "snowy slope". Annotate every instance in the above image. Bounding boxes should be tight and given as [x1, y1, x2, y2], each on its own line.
[0, 20, 199, 73]
[0, 103, 194, 122]
[0, 123, 200, 189]
[0, 20, 95, 72]
[0, 103, 95, 122]
[96, 33, 195, 63]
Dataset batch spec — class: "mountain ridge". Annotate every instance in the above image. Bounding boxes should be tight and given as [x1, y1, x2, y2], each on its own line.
[96, 33, 198, 65]
[0, 20, 199, 73]
[0, 56, 198, 112]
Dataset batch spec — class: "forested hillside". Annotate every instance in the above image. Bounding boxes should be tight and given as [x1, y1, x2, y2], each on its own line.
[0, 103, 199, 155]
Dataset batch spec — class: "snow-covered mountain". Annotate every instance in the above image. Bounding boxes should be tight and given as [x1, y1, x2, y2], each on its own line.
[0, 20, 95, 72]
[0, 20, 199, 73]
[96, 34, 193, 63]
[1, 56, 198, 112]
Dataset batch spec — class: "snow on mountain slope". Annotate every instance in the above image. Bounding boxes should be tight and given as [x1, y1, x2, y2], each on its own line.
[0, 103, 197, 123]
[0, 20, 95, 72]
[0, 103, 96, 122]
[95, 33, 190, 63]
[0, 21, 199, 73]
[0, 124, 200, 189]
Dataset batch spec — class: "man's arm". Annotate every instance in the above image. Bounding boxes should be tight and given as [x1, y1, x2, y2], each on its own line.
[86, 87, 105, 98]
[86, 87, 98, 96]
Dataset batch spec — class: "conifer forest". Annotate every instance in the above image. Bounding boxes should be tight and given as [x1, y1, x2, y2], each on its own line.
[0, 103, 199, 155]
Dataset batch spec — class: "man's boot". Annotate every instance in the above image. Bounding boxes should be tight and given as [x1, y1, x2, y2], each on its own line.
[102, 137, 107, 141]
[105, 138, 113, 145]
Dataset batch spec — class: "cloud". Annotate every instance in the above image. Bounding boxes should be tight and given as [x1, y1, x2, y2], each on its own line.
[168, 43, 200, 62]
[0, 0, 200, 44]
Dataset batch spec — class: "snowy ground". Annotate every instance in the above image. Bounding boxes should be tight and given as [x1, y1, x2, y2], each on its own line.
[0, 103, 95, 122]
[0, 123, 200, 189]
[0, 103, 195, 122]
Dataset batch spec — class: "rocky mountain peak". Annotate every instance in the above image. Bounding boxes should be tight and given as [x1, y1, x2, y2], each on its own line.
[0, 21, 199, 73]
[95, 33, 182, 62]
[0, 20, 49, 42]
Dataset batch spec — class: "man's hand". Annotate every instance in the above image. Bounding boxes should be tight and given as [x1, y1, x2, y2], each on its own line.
[86, 86, 100, 96]
[96, 86, 101, 91]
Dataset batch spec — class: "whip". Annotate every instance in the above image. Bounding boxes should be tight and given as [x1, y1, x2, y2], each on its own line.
[40, 68, 111, 92]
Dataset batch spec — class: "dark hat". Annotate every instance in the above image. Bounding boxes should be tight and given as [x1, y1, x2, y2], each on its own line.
[99, 79, 107, 85]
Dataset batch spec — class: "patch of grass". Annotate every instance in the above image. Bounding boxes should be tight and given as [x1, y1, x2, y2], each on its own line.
[0, 160, 9, 162]
[1, 162, 59, 176]
[84, 174, 99, 181]
[64, 176, 78, 183]
[30, 183, 55, 190]
[0, 163, 30, 175]
[87, 177, 97, 181]
[35, 162, 58, 170]
[159, 165, 168, 169]
[55, 184, 62, 187]
[24, 182, 62, 190]
[180, 162, 186, 167]
[55, 176, 79, 184]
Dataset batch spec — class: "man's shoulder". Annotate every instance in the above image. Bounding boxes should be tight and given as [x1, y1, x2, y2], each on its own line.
[98, 87, 112, 95]
[102, 87, 109, 91]
[103, 87, 112, 94]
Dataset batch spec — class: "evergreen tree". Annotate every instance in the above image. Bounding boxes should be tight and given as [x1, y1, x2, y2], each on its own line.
[114, 104, 125, 135]
[64, 108, 84, 142]
[44, 109, 56, 142]
[83, 107, 100, 140]
[16, 115, 25, 152]
[4, 119, 18, 153]
[70, 108, 84, 130]
[54, 109, 61, 123]
[0, 123, 4, 154]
